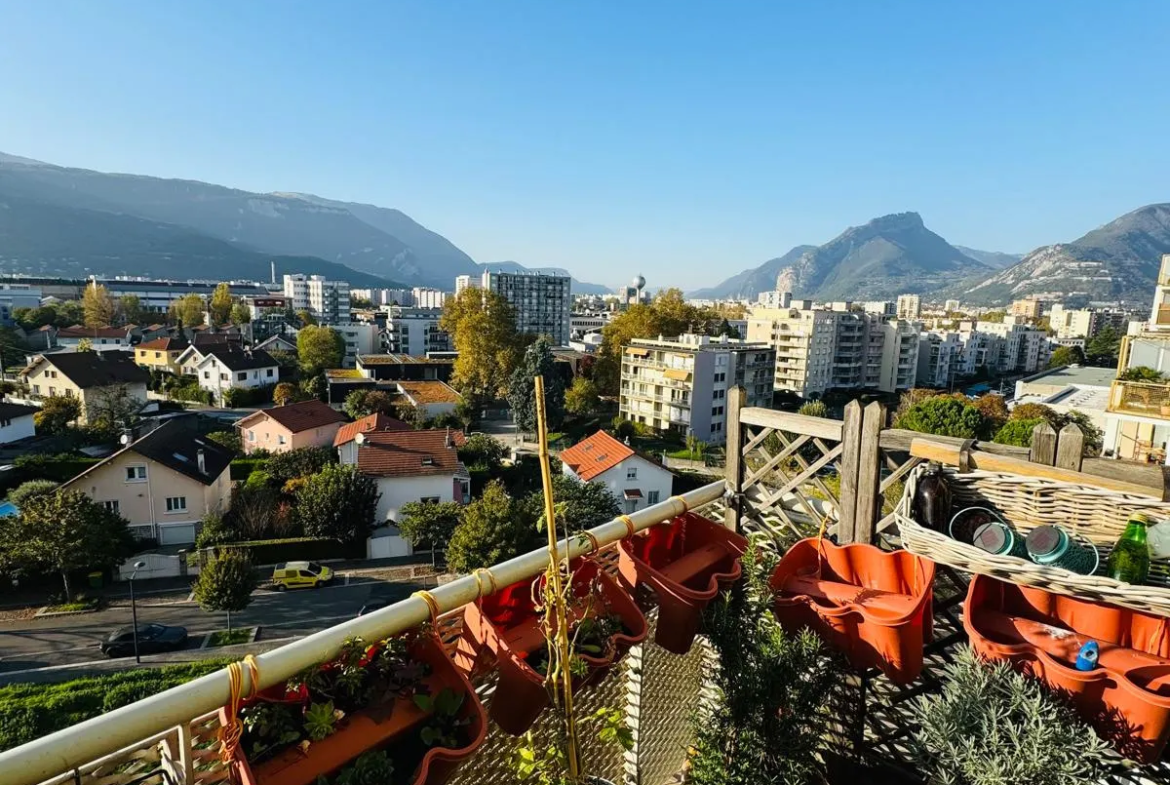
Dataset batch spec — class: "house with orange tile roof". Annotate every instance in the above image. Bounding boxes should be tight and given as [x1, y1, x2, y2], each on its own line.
[333, 412, 412, 464]
[236, 399, 346, 454]
[559, 430, 674, 514]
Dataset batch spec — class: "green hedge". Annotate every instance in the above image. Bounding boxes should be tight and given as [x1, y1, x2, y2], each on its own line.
[229, 458, 268, 482]
[213, 537, 359, 565]
[0, 454, 104, 495]
[0, 659, 231, 752]
[222, 385, 276, 408]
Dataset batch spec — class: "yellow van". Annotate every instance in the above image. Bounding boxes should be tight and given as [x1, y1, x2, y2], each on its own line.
[271, 561, 335, 591]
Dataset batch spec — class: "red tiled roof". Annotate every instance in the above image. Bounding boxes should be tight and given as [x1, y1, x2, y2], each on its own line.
[137, 337, 189, 351]
[252, 400, 346, 433]
[559, 430, 635, 482]
[334, 412, 412, 447]
[356, 429, 467, 478]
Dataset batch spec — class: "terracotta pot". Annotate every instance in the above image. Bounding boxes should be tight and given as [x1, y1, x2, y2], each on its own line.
[964, 575, 1170, 763]
[769, 539, 935, 685]
[223, 632, 487, 785]
[618, 511, 748, 654]
[461, 557, 647, 735]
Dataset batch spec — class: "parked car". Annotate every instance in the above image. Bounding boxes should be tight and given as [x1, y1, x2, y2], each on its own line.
[271, 561, 335, 591]
[100, 623, 188, 658]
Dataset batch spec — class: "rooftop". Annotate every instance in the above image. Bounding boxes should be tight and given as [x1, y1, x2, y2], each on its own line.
[560, 430, 635, 482]
[358, 353, 454, 366]
[1018, 364, 1117, 388]
[629, 334, 772, 352]
[26, 350, 150, 387]
[65, 417, 233, 487]
[136, 337, 189, 352]
[396, 380, 461, 405]
[56, 326, 129, 339]
[334, 411, 412, 446]
[240, 399, 346, 433]
[202, 347, 278, 371]
[355, 428, 467, 477]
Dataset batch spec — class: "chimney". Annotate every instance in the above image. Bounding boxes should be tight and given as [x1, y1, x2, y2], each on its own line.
[445, 427, 452, 449]
[197, 448, 206, 475]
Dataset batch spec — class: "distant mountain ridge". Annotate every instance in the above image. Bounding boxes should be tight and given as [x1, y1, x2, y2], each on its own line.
[691, 212, 989, 301]
[953, 246, 1022, 269]
[961, 203, 1170, 304]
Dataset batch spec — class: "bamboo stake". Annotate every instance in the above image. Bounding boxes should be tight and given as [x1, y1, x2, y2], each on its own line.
[534, 375, 581, 779]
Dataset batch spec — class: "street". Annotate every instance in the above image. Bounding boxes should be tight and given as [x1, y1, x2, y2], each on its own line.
[0, 574, 429, 673]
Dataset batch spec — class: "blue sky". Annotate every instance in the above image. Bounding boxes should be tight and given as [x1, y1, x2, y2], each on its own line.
[2, 2, 1168, 290]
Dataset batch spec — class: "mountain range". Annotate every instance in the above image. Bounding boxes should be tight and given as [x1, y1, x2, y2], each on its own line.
[0, 152, 611, 293]
[691, 206, 1170, 306]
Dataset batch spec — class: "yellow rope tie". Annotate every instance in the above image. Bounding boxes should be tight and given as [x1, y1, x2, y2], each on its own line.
[670, 494, 691, 513]
[412, 590, 441, 626]
[218, 655, 260, 773]
[473, 568, 498, 598]
[618, 515, 636, 539]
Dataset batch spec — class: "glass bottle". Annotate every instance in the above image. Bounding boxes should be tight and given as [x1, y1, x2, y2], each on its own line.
[1107, 513, 1152, 585]
[914, 463, 952, 532]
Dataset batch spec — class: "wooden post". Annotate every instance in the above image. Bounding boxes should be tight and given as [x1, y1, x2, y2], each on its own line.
[837, 401, 864, 544]
[852, 401, 885, 545]
[1055, 424, 1085, 472]
[723, 386, 747, 533]
[1029, 421, 1057, 465]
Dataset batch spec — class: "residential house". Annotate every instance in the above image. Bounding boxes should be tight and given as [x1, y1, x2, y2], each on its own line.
[396, 381, 461, 420]
[333, 412, 412, 464]
[560, 430, 673, 514]
[56, 326, 134, 351]
[236, 399, 346, 455]
[340, 428, 469, 558]
[0, 401, 38, 444]
[134, 338, 190, 375]
[355, 354, 455, 383]
[22, 324, 56, 352]
[186, 347, 279, 405]
[61, 418, 233, 545]
[254, 334, 297, 354]
[22, 351, 149, 425]
[139, 324, 172, 342]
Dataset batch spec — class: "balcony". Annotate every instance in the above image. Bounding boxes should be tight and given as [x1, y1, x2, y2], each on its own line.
[1108, 380, 1170, 419]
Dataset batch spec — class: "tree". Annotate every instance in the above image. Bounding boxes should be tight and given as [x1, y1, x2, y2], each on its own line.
[34, 395, 82, 434]
[87, 384, 143, 437]
[0, 326, 27, 369]
[297, 325, 345, 376]
[266, 446, 336, 484]
[0, 490, 133, 600]
[7, 480, 58, 506]
[230, 302, 252, 325]
[192, 549, 257, 632]
[1048, 345, 1085, 368]
[445, 480, 539, 573]
[1086, 325, 1121, 366]
[979, 311, 1006, 323]
[564, 376, 601, 415]
[993, 417, 1047, 447]
[797, 400, 829, 418]
[209, 283, 234, 327]
[532, 475, 620, 532]
[205, 430, 242, 455]
[439, 287, 521, 400]
[594, 291, 709, 393]
[343, 389, 397, 419]
[272, 382, 301, 407]
[397, 500, 462, 550]
[300, 374, 327, 401]
[82, 284, 116, 328]
[1119, 365, 1164, 382]
[76, 338, 94, 353]
[119, 295, 145, 325]
[506, 336, 565, 432]
[894, 396, 985, 439]
[296, 309, 317, 327]
[969, 393, 1009, 439]
[55, 301, 84, 327]
[170, 294, 206, 328]
[294, 464, 381, 544]
[458, 433, 509, 471]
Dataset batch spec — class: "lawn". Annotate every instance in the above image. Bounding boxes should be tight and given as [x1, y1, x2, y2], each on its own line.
[207, 628, 255, 647]
[42, 596, 103, 614]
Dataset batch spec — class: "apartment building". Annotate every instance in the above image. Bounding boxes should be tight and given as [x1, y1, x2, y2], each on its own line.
[1049, 304, 1130, 341]
[379, 307, 451, 356]
[757, 290, 792, 309]
[454, 275, 479, 294]
[916, 332, 964, 388]
[619, 334, 774, 444]
[944, 299, 961, 313]
[896, 294, 921, 320]
[283, 274, 351, 324]
[410, 288, 447, 309]
[351, 288, 412, 307]
[970, 317, 1050, 374]
[1009, 297, 1046, 320]
[335, 323, 379, 368]
[481, 270, 571, 346]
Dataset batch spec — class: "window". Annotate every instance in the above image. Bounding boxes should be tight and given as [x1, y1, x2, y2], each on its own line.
[32, 384, 39, 394]
[203, 371, 210, 379]
[238, 372, 247, 381]
[712, 406, 724, 416]
[248, 430, 256, 442]
[165, 496, 187, 513]
[220, 373, 229, 381]
[647, 491, 660, 505]
[266, 369, 274, 378]
[125, 465, 147, 482]
[626, 467, 637, 480]
[102, 500, 120, 514]
[48, 387, 55, 396]
[278, 434, 286, 445]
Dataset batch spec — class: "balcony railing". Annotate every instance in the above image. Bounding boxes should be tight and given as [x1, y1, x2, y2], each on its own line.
[1108, 380, 1170, 419]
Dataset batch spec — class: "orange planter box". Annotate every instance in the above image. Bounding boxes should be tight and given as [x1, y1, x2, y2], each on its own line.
[224, 633, 486, 785]
[461, 557, 647, 735]
[964, 575, 1170, 762]
[618, 512, 748, 654]
[769, 539, 935, 684]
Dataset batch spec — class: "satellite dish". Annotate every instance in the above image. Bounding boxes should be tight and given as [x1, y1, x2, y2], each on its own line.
[120, 433, 131, 445]
[355, 432, 366, 445]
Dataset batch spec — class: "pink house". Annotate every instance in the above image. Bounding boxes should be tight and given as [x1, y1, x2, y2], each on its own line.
[236, 400, 346, 455]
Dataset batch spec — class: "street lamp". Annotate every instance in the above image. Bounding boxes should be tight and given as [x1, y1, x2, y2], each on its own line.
[129, 560, 146, 664]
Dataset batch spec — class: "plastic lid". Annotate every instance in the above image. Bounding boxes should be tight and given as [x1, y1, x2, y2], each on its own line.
[1026, 525, 1063, 557]
[972, 522, 1008, 555]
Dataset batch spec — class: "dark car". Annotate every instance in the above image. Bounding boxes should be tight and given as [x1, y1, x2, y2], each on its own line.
[100, 623, 189, 658]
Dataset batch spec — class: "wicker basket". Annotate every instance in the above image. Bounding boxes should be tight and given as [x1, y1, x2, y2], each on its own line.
[894, 465, 1170, 616]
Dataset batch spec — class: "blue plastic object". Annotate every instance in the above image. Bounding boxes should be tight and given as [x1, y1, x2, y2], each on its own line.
[1075, 640, 1100, 671]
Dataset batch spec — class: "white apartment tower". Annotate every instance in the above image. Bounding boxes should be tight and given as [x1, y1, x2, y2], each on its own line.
[454, 275, 479, 295]
[619, 334, 775, 443]
[481, 269, 571, 346]
[896, 294, 921, 320]
[283, 274, 351, 324]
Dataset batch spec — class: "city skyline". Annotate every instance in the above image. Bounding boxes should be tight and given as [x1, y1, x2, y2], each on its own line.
[3, 2, 1169, 290]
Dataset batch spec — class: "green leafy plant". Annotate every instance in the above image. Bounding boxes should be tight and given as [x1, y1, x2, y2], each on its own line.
[415, 688, 470, 747]
[303, 701, 341, 742]
[329, 750, 395, 785]
[910, 646, 1110, 785]
[242, 702, 301, 761]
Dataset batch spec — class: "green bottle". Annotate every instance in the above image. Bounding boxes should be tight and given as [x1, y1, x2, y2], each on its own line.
[1107, 513, 1152, 584]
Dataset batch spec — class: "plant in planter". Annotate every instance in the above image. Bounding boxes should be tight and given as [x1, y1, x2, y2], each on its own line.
[688, 537, 842, 785]
[329, 750, 395, 785]
[909, 646, 1111, 785]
